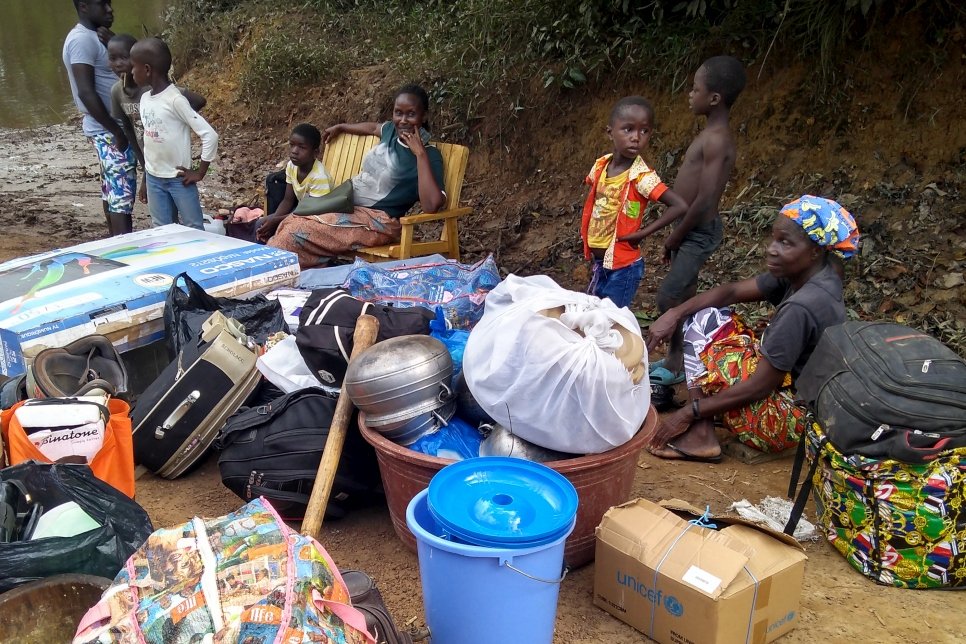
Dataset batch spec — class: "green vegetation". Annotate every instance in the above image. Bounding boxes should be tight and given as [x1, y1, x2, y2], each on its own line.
[163, 0, 962, 120]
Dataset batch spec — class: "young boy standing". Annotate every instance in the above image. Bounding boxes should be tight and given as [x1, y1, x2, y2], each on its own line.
[624, 56, 746, 381]
[130, 37, 218, 230]
[581, 96, 688, 309]
[108, 34, 207, 211]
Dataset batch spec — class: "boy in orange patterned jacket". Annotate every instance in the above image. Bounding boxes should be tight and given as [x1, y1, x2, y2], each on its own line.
[581, 96, 688, 309]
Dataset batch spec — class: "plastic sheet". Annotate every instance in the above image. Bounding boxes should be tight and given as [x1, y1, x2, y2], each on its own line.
[343, 255, 501, 330]
[408, 416, 483, 461]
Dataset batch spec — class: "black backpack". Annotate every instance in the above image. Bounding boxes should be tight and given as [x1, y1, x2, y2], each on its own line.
[215, 387, 382, 520]
[796, 321, 966, 462]
[265, 169, 288, 215]
[296, 288, 434, 387]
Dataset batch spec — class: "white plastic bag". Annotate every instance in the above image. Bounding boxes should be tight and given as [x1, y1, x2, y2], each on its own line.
[463, 274, 650, 454]
[256, 335, 336, 394]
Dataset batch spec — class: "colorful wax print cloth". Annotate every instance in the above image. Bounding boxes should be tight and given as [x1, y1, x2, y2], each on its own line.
[683, 307, 808, 453]
[806, 421, 966, 589]
[73, 497, 373, 644]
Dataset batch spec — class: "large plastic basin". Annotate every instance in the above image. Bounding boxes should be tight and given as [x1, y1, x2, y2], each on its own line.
[359, 405, 655, 568]
[0, 574, 111, 642]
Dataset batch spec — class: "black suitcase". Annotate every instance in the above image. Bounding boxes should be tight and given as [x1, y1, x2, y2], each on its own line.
[132, 312, 261, 478]
[215, 387, 382, 520]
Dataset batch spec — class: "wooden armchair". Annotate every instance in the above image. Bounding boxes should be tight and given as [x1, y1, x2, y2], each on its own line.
[321, 134, 472, 261]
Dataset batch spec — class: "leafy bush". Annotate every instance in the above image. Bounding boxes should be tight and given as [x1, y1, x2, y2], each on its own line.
[239, 18, 349, 102]
[164, 0, 962, 119]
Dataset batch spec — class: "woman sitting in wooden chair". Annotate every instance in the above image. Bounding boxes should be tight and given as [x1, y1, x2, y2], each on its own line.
[262, 84, 445, 269]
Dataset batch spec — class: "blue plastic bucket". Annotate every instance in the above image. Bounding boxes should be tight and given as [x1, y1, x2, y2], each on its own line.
[407, 489, 574, 644]
[427, 457, 579, 549]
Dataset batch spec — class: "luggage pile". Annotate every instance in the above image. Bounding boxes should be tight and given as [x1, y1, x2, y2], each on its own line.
[794, 321, 966, 589]
[0, 229, 432, 643]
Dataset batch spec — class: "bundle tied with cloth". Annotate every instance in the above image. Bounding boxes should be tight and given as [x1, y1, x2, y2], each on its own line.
[463, 274, 649, 455]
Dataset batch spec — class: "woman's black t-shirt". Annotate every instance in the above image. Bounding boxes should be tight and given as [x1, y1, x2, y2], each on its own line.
[755, 264, 845, 381]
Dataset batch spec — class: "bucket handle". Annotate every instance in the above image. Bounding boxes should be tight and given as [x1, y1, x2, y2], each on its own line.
[501, 560, 569, 585]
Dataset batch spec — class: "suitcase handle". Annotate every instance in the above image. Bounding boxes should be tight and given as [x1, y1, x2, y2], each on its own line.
[155, 390, 200, 439]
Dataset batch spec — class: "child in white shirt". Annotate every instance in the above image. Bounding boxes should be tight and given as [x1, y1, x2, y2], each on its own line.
[130, 37, 218, 230]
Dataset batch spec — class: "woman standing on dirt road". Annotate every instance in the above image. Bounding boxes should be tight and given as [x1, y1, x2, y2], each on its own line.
[263, 84, 445, 268]
[645, 195, 859, 462]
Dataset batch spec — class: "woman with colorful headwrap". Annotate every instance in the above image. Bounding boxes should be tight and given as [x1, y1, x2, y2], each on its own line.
[645, 195, 860, 461]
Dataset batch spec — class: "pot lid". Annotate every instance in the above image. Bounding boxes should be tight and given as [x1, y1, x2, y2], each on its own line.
[427, 457, 578, 547]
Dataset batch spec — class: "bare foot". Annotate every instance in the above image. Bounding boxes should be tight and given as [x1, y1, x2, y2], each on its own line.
[648, 418, 721, 462]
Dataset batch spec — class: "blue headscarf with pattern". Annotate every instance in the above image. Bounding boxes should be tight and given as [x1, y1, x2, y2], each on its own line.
[780, 195, 860, 260]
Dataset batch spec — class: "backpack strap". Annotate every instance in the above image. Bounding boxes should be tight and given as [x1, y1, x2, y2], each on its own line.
[783, 428, 827, 536]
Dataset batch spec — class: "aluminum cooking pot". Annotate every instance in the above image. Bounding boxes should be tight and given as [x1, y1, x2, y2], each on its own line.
[346, 335, 454, 427]
[479, 423, 575, 462]
[374, 400, 457, 446]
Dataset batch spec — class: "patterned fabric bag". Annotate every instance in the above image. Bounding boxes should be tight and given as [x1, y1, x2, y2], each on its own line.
[806, 421, 966, 589]
[73, 497, 374, 643]
[342, 255, 501, 330]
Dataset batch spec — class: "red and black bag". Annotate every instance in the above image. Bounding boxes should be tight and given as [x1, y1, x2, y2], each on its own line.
[796, 321, 966, 462]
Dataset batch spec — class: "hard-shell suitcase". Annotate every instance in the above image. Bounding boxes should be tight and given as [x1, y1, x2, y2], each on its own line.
[132, 313, 260, 478]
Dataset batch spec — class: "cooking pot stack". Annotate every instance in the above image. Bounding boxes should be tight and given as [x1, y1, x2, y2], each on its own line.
[346, 336, 455, 445]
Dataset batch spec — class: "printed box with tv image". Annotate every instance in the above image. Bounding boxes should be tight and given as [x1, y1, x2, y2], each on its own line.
[0, 225, 299, 376]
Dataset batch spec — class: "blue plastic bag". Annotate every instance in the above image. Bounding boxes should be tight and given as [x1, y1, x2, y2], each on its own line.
[430, 308, 470, 382]
[342, 255, 501, 330]
[408, 416, 483, 461]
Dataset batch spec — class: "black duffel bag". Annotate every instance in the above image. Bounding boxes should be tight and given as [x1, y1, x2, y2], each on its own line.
[296, 288, 434, 387]
[796, 321, 966, 462]
[215, 387, 382, 520]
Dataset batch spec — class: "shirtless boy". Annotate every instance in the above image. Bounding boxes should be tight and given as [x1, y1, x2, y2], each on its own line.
[623, 56, 746, 382]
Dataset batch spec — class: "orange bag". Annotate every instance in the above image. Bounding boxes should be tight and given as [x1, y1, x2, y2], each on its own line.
[1, 398, 135, 498]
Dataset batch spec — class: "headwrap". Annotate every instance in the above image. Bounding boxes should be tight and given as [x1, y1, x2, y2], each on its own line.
[780, 195, 860, 259]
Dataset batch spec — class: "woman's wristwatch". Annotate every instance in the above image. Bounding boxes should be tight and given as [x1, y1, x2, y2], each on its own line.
[691, 398, 701, 420]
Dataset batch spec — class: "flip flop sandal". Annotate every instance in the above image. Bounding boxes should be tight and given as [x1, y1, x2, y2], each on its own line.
[649, 358, 665, 372]
[649, 366, 686, 386]
[665, 443, 724, 464]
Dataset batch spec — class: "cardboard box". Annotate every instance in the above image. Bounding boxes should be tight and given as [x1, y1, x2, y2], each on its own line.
[0, 225, 299, 376]
[594, 498, 807, 644]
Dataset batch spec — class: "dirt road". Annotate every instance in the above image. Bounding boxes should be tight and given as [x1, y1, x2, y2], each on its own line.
[1, 125, 962, 643]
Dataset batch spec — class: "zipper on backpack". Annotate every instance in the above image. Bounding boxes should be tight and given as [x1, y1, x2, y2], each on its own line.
[921, 360, 931, 373]
[870, 424, 889, 441]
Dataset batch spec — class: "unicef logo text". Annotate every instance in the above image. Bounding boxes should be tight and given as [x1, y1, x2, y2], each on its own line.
[616, 571, 683, 617]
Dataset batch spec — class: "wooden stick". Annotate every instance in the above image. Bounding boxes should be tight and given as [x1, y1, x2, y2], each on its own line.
[301, 314, 379, 540]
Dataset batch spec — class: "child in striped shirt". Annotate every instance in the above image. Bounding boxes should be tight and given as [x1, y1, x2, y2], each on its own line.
[256, 124, 333, 242]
